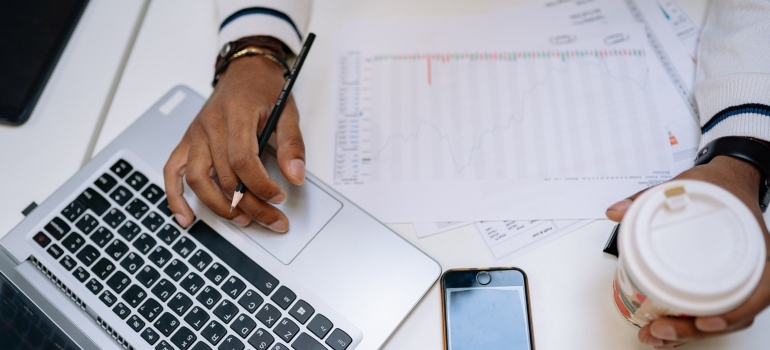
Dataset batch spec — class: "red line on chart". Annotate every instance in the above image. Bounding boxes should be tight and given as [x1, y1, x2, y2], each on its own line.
[427, 56, 432, 85]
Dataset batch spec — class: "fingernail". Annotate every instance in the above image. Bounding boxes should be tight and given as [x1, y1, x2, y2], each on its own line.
[231, 214, 251, 227]
[642, 335, 664, 346]
[607, 199, 632, 213]
[268, 220, 288, 233]
[269, 192, 286, 204]
[696, 317, 727, 332]
[289, 159, 306, 183]
[651, 325, 677, 341]
[174, 214, 188, 227]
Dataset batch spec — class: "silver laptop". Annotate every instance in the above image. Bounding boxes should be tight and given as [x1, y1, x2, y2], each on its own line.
[1, 86, 440, 350]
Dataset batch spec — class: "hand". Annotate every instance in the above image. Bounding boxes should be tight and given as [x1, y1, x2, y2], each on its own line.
[164, 55, 306, 232]
[606, 156, 770, 348]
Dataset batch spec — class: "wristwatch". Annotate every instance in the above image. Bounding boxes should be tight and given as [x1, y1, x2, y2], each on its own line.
[693, 136, 770, 213]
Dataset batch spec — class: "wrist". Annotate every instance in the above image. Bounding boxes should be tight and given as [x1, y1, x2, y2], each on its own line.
[213, 36, 290, 86]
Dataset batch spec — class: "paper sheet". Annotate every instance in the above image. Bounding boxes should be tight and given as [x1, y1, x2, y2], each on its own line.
[477, 219, 593, 261]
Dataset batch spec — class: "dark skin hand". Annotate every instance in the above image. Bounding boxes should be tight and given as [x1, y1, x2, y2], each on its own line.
[164, 54, 306, 233]
[606, 156, 770, 348]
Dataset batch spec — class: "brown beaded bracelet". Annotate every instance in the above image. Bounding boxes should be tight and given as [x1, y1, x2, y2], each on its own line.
[212, 36, 291, 86]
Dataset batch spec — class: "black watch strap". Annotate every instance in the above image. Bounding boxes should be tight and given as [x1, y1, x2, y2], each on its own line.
[693, 136, 770, 213]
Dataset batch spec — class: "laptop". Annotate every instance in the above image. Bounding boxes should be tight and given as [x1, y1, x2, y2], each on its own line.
[1, 86, 441, 349]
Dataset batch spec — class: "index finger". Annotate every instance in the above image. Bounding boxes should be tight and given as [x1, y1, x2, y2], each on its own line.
[163, 133, 195, 228]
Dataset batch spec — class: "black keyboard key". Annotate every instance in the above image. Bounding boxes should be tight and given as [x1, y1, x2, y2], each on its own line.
[142, 184, 165, 204]
[197, 286, 222, 309]
[72, 266, 90, 282]
[141, 327, 161, 345]
[123, 284, 148, 308]
[171, 326, 197, 350]
[271, 286, 295, 310]
[121, 252, 145, 274]
[149, 246, 172, 268]
[273, 318, 299, 343]
[86, 278, 103, 294]
[238, 290, 263, 313]
[94, 172, 118, 193]
[205, 262, 229, 286]
[133, 233, 157, 254]
[192, 342, 213, 350]
[292, 333, 327, 350]
[91, 257, 116, 279]
[127, 170, 149, 191]
[118, 220, 142, 241]
[77, 188, 111, 216]
[202, 320, 227, 345]
[155, 340, 174, 350]
[59, 255, 77, 271]
[181, 272, 205, 295]
[75, 214, 98, 235]
[109, 185, 133, 206]
[255, 303, 281, 328]
[151, 279, 176, 302]
[164, 259, 189, 281]
[106, 271, 131, 293]
[137, 265, 161, 288]
[45, 217, 70, 240]
[32, 232, 51, 248]
[271, 343, 289, 350]
[189, 249, 213, 272]
[154, 312, 180, 336]
[213, 299, 239, 324]
[100, 290, 117, 307]
[230, 314, 257, 339]
[127, 314, 145, 332]
[46, 244, 64, 259]
[62, 232, 85, 253]
[172, 236, 196, 258]
[142, 211, 164, 232]
[218, 335, 244, 350]
[158, 198, 173, 217]
[126, 198, 150, 220]
[89, 226, 113, 247]
[103, 208, 126, 228]
[157, 224, 180, 245]
[138, 298, 164, 322]
[189, 221, 278, 295]
[61, 200, 86, 222]
[325, 329, 352, 350]
[288, 300, 314, 325]
[113, 302, 131, 320]
[75, 244, 99, 266]
[306, 314, 332, 339]
[110, 159, 133, 178]
[247, 328, 274, 350]
[184, 306, 210, 331]
[168, 292, 193, 316]
[222, 276, 246, 300]
[105, 239, 129, 261]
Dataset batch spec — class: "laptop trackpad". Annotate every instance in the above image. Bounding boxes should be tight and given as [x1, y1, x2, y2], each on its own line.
[235, 156, 342, 265]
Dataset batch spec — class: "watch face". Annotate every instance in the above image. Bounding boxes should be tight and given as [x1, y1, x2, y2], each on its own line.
[219, 43, 232, 58]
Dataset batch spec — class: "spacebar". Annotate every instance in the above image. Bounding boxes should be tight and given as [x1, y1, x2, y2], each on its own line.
[188, 220, 279, 295]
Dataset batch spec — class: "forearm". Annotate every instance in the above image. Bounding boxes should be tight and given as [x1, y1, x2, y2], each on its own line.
[695, 0, 770, 147]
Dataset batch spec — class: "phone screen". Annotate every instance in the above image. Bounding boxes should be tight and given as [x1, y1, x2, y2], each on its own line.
[443, 269, 533, 350]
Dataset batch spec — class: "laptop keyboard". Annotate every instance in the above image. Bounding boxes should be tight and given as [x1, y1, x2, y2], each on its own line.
[31, 158, 353, 350]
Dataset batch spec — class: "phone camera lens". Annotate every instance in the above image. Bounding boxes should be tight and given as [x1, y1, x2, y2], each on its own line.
[476, 271, 491, 285]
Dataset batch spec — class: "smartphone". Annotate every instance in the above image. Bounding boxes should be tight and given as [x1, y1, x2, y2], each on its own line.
[441, 267, 535, 350]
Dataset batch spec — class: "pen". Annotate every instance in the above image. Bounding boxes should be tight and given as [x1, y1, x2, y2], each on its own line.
[230, 32, 316, 212]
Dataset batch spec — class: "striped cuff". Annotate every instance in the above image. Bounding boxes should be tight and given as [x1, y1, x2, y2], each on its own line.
[695, 74, 770, 147]
[216, 1, 311, 55]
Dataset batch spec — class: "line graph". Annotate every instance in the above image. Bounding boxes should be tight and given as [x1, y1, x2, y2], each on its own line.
[334, 48, 669, 185]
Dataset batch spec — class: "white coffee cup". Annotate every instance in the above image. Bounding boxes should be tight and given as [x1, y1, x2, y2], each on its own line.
[613, 179, 765, 327]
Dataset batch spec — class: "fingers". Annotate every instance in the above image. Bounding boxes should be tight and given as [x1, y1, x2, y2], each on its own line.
[163, 133, 195, 228]
[235, 191, 289, 233]
[605, 187, 647, 222]
[275, 96, 306, 185]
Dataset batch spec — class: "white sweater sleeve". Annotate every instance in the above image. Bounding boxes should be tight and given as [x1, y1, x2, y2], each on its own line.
[695, 0, 770, 147]
[215, 0, 312, 55]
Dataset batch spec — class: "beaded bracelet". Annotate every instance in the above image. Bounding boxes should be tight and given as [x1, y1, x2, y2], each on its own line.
[212, 46, 290, 86]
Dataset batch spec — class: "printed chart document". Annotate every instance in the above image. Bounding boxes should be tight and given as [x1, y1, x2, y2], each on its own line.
[332, 12, 697, 223]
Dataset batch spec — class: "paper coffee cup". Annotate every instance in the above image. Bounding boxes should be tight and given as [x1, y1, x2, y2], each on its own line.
[613, 179, 765, 327]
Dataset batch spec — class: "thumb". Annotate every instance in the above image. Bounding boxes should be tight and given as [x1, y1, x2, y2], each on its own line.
[605, 188, 647, 222]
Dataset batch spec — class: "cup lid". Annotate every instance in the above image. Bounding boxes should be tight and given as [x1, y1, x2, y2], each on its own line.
[619, 180, 765, 315]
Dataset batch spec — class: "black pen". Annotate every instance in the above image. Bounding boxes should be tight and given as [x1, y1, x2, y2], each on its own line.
[230, 33, 316, 212]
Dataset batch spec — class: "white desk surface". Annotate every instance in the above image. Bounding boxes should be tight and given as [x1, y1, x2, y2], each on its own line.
[7, 0, 770, 349]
